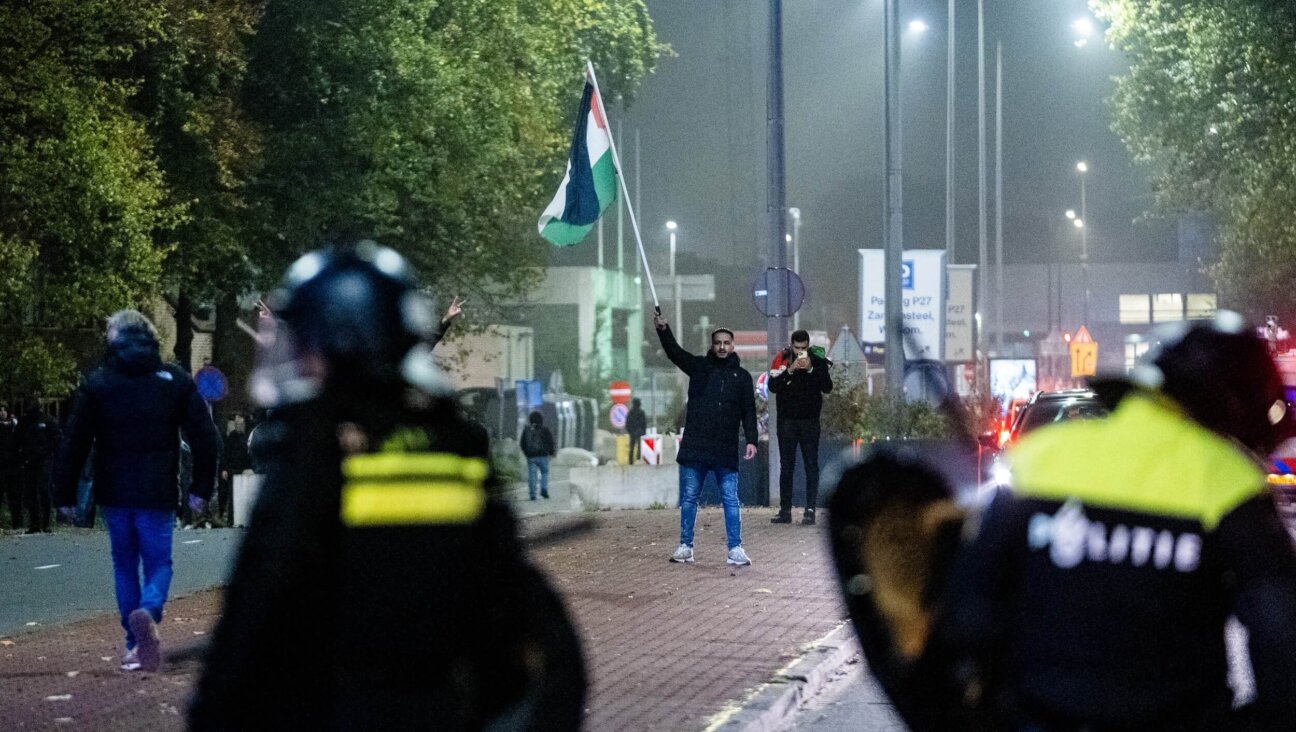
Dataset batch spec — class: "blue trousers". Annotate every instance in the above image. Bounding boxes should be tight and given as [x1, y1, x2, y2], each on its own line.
[102, 507, 175, 649]
[527, 457, 550, 498]
[678, 463, 742, 549]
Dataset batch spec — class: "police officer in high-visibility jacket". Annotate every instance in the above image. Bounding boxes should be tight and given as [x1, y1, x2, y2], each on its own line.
[189, 242, 584, 731]
[945, 312, 1296, 731]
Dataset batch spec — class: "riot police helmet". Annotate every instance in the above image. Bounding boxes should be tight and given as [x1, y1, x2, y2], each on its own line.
[1090, 311, 1290, 454]
[249, 241, 444, 407]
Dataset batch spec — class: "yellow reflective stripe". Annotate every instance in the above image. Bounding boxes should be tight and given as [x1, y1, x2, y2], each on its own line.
[1010, 394, 1265, 530]
[341, 481, 485, 526]
[343, 453, 489, 482]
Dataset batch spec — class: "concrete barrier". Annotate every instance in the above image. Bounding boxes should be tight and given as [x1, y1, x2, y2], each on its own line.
[568, 463, 679, 510]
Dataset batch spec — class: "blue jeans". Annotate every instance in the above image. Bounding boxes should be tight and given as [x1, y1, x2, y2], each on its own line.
[102, 507, 175, 649]
[678, 463, 742, 550]
[527, 457, 550, 498]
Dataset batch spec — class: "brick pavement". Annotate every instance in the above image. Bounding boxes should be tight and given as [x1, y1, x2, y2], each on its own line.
[0, 507, 847, 731]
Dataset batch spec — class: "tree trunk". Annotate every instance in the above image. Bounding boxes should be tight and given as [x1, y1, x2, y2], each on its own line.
[174, 293, 193, 373]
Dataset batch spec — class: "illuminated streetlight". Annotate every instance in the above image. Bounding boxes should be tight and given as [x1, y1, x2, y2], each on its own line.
[1072, 17, 1095, 37]
[1076, 160, 1088, 173]
[665, 220, 677, 231]
[908, 19, 928, 34]
[1065, 209, 1077, 220]
[1073, 218, 1085, 229]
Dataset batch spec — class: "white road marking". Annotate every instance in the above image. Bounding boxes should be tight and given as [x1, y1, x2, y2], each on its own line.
[34, 564, 62, 570]
[181, 540, 202, 545]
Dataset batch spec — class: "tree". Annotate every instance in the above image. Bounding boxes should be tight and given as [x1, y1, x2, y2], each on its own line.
[1094, 0, 1296, 321]
[240, 0, 666, 312]
[0, 1, 176, 397]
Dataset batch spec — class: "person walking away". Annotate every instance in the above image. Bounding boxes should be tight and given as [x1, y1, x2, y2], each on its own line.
[218, 413, 250, 525]
[18, 399, 61, 533]
[768, 330, 833, 526]
[0, 403, 20, 529]
[944, 312, 1296, 730]
[189, 242, 584, 730]
[53, 310, 219, 672]
[626, 397, 647, 464]
[654, 311, 758, 566]
[520, 411, 556, 500]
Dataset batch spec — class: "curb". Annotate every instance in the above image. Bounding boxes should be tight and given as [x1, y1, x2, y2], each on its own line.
[709, 622, 861, 732]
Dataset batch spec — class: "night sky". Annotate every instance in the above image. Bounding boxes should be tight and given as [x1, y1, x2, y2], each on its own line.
[548, 0, 1175, 333]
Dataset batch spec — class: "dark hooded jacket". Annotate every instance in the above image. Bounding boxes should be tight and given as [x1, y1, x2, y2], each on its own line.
[657, 325, 757, 470]
[53, 326, 219, 510]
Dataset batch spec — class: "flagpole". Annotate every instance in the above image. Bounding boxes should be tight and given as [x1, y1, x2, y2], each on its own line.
[585, 60, 660, 313]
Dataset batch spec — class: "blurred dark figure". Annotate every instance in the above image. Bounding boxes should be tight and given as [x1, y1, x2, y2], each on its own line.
[0, 403, 20, 528]
[18, 399, 61, 533]
[217, 414, 250, 525]
[626, 397, 646, 464]
[943, 313, 1296, 730]
[53, 309, 219, 673]
[190, 242, 584, 731]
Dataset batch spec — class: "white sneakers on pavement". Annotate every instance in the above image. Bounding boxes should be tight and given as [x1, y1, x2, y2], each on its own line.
[669, 544, 695, 563]
[726, 546, 752, 566]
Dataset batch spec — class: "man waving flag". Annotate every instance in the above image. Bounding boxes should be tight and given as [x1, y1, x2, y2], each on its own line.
[538, 74, 618, 246]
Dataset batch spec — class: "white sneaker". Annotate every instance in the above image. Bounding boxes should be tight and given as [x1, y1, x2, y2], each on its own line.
[727, 546, 752, 566]
[120, 648, 141, 671]
[669, 544, 694, 563]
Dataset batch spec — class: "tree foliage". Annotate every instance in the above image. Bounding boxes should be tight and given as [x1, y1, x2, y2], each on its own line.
[0, 0, 665, 399]
[1094, 0, 1296, 320]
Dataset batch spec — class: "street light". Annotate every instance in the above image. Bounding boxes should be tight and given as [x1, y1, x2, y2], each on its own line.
[788, 206, 802, 330]
[1076, 161, 1090, 326]
[665, 220, 681, 333]
[908, 19, 929, 35]
[665, 220, 677, 278]
[1065, 209, 1077, 220]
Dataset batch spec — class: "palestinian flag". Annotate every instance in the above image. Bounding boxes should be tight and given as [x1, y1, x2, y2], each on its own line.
[538, 80, 618, 246]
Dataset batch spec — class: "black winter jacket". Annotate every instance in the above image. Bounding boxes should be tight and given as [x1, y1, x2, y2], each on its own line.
[520, 424, 556, 458]
[53, 326, 220, 510]
[768, 350, 833, 420]
[657, 325, 757, 470]
[625, 407, 647, 437]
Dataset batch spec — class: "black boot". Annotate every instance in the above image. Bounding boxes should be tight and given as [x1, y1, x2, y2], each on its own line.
[801, 509, 816, 526]
[771, 512, 792, 524]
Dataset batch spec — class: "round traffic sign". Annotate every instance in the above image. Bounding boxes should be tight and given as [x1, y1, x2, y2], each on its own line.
[609, 403, 629, 429]
[194, 365, 229, 402]
[752, 267, 805, 317]
[609, 380, 632, 405]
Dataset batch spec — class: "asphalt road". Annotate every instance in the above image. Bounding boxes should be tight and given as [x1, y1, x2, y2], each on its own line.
[0, 528, 244, 637]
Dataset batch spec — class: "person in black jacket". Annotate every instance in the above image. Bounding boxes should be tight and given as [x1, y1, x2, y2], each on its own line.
[655, 312, 758, 566]
[217, 413, 250, 525]
[190, 242, 584, 731]
[53, 309, 219, 672]
[520, 411, 556, 500]
[0, 403, 20, 529]
[625, 398, 647, 464]
[18, 399, 61, 533]
[768, 330, 833, 526]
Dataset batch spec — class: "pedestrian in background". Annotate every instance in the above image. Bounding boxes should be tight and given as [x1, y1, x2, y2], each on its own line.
[626, 397, 647, 464]
[655, 312, 758, 566]
[217, 413, 250, 525]
[18, 398, 60, 533]
[0, 403, 20, 529]
[53, 309, 219, 672]
[768, 329, 832, 526]
[521, 410, 555, 500]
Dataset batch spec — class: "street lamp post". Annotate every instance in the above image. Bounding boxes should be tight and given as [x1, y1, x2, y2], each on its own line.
[1077, 161, 1089, 325]
[666, 220, 681, 333]
[789, 207, 801, 330]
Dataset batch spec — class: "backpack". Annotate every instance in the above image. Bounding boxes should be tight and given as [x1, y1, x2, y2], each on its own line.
[521, 425, 546, 456]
